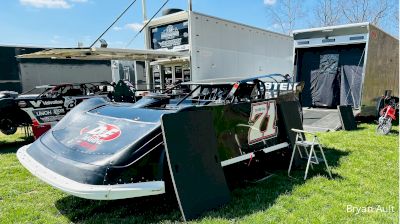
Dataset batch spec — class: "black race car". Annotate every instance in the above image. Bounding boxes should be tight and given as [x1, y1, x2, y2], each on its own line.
[0, 82, 112, 136]
[17, 74, 302, 200]
[0, 90, 30, 135]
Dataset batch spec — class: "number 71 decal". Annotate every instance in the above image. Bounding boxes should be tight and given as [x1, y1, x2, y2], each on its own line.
[248, 100, 278, 145]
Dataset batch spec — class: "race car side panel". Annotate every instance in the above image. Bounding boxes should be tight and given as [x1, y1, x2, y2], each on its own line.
[16, 95, 108, 125]
[182, 99, 287, 162]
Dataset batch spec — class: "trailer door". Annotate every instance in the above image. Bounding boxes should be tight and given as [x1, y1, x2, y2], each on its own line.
[295, 43, 365, 108]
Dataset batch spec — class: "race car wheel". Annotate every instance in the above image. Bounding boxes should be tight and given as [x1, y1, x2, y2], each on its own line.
[0, 118, 18, 135]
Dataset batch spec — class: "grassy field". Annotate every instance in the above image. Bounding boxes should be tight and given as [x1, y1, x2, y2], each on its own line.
[0, 124, 398, 223]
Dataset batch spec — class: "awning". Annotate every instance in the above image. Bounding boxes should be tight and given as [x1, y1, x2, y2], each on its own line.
[149, 56, 190, 65]
[16, 47, 189, 61]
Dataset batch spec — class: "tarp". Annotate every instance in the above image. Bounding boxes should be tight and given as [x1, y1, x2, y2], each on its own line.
[339, 45, 364, 107]
[310, 54, 340, 107]
[297, 44, 365, 108]
[340, 65, 363, 106]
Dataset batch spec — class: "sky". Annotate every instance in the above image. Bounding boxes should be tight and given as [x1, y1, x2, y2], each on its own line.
[0, 0, 397, 49]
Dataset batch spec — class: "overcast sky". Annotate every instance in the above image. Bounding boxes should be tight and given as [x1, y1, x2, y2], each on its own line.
[0, 0, 397, 49]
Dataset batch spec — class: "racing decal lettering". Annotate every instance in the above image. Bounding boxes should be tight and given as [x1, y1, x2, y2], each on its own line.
[264, 82, 299, 91]
[30, 101, 42, 108]
[33, 108, 65, 116]
[29, 100, 64, 108]
[40, 115, 64, 123]
[32, 108, 66, 124]
[78, 123, 121, 150]
[248, 100, 277, 145]
[63, 98, 77, 109]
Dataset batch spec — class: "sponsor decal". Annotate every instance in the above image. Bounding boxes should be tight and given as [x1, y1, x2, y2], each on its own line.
[17, 101, 27, 108]
[78, 122, 121, 150]
[40, 115, 64, 123]
[264, 82, 299, 91]
[151, 21, 189, 50]
[32, 108, 66, 124]
[33, 108, 65, 116]
[159, 38, 183, 49]
[226, 82, 240, 99]
[30, 100, 64, 108]
[264, 82, 301, 98]
[248, 100, 278, 145]
[157, 24, 188, 48]
[161, 25, 180, 40]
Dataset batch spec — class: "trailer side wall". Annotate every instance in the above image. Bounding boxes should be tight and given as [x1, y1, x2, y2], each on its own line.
[190, 12, 293, 80]
[361, 25, 399, 115]
[19, 59, 112, 91]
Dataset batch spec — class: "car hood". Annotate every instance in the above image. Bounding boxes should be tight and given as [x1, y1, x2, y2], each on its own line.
[24, 101, 176, 184]
[36, 105, 173, 163]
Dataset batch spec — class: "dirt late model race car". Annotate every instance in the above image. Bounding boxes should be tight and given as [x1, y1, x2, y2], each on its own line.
[0, 82, 112, 136]
[17, 74, 303, 202]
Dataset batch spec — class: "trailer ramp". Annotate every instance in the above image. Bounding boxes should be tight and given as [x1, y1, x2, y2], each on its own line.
[302, 108, 342, 132]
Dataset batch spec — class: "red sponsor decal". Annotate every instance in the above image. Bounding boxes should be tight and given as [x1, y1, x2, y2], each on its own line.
[80, 123, 121, 141]
[78, 123, 121, 150]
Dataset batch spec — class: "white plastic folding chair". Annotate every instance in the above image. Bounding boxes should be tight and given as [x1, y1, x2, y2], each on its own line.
[288, 128, 332, 180]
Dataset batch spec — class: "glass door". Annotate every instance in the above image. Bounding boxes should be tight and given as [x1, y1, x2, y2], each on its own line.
[164, 66, 173, 88]
[175, 66, 183, 83]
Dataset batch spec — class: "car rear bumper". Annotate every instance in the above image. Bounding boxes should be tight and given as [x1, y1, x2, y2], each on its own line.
[17, 144, 165, 200]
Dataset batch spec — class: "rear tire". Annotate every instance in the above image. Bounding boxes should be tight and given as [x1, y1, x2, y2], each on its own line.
[0, 118, 18, 135]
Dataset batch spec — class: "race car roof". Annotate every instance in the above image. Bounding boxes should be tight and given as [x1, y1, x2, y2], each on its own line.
[35, 85, 55, 89]
[182, 77, 242, 85]
[16, 47, 189, 61]
[181, 74, 287, 85]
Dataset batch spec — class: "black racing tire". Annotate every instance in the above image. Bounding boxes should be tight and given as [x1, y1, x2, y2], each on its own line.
[0, 118, 18, 135]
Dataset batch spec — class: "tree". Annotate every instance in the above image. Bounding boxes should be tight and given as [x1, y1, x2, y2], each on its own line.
[266, 0, 304, 35]
[340, 0, 391, 25]
[392, 4, 399, 31]
[313, 0, 341, 27]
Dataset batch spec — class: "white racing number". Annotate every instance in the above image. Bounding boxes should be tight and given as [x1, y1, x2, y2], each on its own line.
[248, 101, 277, 145]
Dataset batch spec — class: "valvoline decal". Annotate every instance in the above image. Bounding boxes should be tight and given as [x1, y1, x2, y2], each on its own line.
[78, 122, 121, 150]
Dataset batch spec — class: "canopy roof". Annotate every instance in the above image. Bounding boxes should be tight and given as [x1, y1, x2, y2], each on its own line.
[17, 47, 189, 61]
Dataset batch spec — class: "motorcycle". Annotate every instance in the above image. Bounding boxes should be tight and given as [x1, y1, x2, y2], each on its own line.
[376, 96, 398, 135]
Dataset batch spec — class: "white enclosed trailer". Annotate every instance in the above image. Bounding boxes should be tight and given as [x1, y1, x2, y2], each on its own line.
[17, 7, 294, 92]
[293, 23, 399, 116]
[144, 10, 294, 89]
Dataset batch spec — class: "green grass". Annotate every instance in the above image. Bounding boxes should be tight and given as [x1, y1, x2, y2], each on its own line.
[0, 124, 398, 223]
